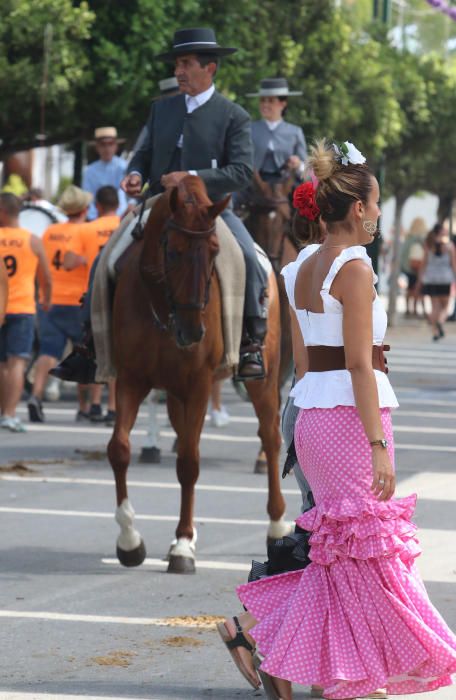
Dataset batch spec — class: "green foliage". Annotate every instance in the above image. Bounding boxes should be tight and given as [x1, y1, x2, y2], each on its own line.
[0, 0, 94, 151]
[1, 0, 456, 209]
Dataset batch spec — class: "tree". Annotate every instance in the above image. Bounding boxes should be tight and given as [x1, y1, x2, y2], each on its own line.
[0, 0, 94, 156]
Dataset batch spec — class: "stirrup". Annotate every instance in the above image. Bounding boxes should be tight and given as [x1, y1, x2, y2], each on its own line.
[235, 347, 265, 381]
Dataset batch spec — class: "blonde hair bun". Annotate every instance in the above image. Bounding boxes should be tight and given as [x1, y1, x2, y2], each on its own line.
[307, 139, 338, 182]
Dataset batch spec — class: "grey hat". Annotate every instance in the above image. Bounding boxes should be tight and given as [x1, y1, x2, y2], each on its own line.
[246, 78, 302, 98]
[156, 28, 237, 62]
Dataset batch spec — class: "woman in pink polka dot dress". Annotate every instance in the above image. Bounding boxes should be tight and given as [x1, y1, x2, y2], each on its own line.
[218, 141, 456, 700]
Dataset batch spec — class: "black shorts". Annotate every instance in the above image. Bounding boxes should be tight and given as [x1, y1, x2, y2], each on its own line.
[422, 284, 451, 297]
[405, 272, 418, 290]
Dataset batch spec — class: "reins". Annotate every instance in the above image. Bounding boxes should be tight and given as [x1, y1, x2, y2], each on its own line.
[143, 212, 217, 334]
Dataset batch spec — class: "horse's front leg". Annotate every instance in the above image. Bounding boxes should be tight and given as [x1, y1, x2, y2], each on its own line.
[107, 375, 149, 567]
[166, 378, 210, 574]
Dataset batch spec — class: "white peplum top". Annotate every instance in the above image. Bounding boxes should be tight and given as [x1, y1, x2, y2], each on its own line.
[281, 244, 398, 410]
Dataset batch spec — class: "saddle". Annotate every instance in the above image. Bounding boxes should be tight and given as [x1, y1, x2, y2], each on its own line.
[91, 198, 270, 382]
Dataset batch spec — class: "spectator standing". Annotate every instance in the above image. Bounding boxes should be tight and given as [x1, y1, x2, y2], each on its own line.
[0, 193, 51, 432]
[0, 258, 7, 327]
[417, 222, 456, 341]
[64, 186, 120, 423]
[399, 217, 426, 317]
[82, 127, 129, 220]
[27, 186, 91, 423]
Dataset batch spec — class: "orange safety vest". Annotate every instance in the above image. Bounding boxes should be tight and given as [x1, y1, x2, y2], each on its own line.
[0, 227, 37, 314]
[42, 222, 88, 306]
[75, 214, 120, 271]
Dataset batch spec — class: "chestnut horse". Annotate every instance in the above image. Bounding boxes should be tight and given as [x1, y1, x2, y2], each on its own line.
[107, 176, 288, 573]
[243, 170, 298, 388]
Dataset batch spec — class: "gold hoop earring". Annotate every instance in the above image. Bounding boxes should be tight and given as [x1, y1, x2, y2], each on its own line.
[362, 219, 377, 236]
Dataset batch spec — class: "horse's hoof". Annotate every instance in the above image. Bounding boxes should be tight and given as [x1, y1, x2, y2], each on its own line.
[116, 540, 147, 567]
[167, 555, 196, 574]
[254, 458, 268, 474]
[139, 446, 161, 463]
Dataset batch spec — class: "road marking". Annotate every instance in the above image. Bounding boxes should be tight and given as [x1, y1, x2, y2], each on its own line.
[397, 409, 456, 419]
[16, 406, 259, 424]
[397, 397, 456, 408]
[101, 557, 250, 572]
[389, 366, 456, 374]
[396, 472, 456, 501]
[3, 471, 456, 501]
[0, 506, 271, 526]
[14, 423, 456, 445]
[0, 610, 219, 628]
[0, 695, 163, 700]
[0, 475, 301, 496]
[24, 424, 261, 443]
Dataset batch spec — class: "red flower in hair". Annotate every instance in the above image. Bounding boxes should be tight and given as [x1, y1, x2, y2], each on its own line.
[293, 181, 320, 221]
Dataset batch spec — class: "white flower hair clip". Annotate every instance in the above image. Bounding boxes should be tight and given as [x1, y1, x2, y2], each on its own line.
[333, 141, 366, 166]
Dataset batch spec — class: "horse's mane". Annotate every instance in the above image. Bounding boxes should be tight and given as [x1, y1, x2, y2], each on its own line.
[178, 175, 212, 208]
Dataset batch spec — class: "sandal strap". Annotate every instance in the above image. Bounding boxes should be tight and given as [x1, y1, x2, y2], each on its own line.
[225, 616, 254, 652]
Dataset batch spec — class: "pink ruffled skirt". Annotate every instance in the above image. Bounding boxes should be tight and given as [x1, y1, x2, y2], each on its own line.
[237, 406, 456, 699]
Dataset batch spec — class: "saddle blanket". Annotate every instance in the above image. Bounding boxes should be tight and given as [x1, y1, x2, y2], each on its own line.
[91, 196, 269, 382]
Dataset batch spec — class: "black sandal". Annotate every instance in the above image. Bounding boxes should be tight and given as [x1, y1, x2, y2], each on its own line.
[217, 616, 260, 689]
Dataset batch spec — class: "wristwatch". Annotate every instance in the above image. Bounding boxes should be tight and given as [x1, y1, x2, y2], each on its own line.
[370, 438, 388, 448]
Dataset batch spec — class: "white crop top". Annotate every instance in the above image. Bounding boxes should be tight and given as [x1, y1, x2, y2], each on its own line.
[281, 244, 398, 409]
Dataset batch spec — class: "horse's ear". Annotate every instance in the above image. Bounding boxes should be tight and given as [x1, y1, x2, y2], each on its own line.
[208, 195, 231, 220]
[169, 186, 179, 213]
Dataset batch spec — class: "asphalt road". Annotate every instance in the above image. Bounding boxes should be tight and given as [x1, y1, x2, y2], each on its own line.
[1, 320, 456, 700]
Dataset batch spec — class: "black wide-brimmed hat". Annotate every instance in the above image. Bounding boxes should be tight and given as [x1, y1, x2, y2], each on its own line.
[156, 28, 237, 62]
[246, 78, 302, 98]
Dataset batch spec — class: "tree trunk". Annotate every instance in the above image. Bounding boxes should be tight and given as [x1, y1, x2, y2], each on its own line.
[73, 141, 84, 186]
[387, 195, 405, 327]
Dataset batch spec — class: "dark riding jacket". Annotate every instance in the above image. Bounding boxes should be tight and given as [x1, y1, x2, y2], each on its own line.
[127, 90, 254, 203]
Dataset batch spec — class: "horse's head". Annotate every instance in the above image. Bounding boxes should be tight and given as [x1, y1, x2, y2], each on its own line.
[247, 169, 295, 271]
[159, 177, 229, 347]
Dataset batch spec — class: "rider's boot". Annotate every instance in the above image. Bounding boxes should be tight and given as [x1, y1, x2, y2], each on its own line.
[49, 323, 98, 384]
[236, 317, 267, 381]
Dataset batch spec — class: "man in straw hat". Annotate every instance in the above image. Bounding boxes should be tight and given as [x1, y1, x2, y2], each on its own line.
[121, 27, 269, 380]
[83, 126, 128, 221]
[27, 185, 93, 424]
[246, 78, 307, 183]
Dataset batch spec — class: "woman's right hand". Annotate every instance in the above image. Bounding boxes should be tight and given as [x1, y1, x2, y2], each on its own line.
[371, 447, 395, 501]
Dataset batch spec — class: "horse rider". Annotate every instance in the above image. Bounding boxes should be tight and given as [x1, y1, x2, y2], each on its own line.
[247, 77, 307, 185]
[52, 27, 268, 383]
[123, 27, 268, 380]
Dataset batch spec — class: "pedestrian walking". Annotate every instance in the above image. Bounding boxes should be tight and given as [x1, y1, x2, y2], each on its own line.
[399, 217, 426, 317]
[27, 186, 92, 423]
[417, 222, 456, 341]
[63, 185, 120, 423]
[218, 140, 456, 700]
[0, 193, 51, 432]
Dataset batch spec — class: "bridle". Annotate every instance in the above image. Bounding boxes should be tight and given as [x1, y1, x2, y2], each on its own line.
[145, 216, 217, 334]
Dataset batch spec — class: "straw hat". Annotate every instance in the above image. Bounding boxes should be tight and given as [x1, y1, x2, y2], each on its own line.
[408, 217, 427, 237]
[58, 185, 93, 215]
[90, 126, 125, 145]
